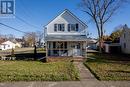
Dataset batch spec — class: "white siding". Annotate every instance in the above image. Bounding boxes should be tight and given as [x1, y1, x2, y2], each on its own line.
[46, 10, 87, 35]
[120, 29, 130, 54]
[0, 41, 16, 50]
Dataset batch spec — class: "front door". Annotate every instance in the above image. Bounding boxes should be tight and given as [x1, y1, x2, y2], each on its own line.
[72, 43, 81, 56]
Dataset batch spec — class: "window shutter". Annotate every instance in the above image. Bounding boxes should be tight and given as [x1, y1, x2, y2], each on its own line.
[62, 24, 65, 31]
[68, 24, 70, 31]
[76, 24, 78, 31]
[54, 24, 57, 31]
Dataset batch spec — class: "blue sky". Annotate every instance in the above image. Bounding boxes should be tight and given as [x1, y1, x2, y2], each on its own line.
[0, 0, 130, 38]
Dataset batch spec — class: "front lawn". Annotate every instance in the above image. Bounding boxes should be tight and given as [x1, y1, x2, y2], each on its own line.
[0, 61, 79, 82]
[84, 53, 130, 81]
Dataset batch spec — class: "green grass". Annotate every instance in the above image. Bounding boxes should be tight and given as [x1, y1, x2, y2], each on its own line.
[0, 61, 79, 82]
[84, 53, 130, 81]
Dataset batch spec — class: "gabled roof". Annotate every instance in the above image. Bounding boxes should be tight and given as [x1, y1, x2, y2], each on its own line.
[1, 40, 15, 45]
[45, 9, 87, 27]
[120, 24, 130, 37]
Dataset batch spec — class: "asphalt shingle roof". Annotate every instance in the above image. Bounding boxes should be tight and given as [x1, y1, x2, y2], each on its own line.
[45, 35, 87, 41]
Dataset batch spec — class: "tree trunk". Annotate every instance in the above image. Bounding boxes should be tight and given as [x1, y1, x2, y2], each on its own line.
[99, 38, 102, 53]
[99, 23, 104, 53]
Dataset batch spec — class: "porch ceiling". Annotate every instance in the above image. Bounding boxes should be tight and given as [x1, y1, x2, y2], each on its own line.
[45, 35, 87, 41]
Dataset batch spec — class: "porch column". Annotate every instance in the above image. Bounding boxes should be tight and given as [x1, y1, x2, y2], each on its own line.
[46, 41, 48, 58]
[80, 41, 83, 56]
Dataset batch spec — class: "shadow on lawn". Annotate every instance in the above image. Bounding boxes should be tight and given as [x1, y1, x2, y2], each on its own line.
[108, 70, 130, 73]
[89, 53, 130, 61]
[6, 52, 46, 61]
[87, 53, 130, 65]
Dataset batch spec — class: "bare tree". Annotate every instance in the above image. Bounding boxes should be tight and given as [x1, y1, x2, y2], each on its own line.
[24, 32, 37, 47]
[7, 34, 15, 41]
[79, 0, 128, 53]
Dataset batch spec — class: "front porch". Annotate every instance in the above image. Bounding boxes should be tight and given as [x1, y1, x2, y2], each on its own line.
[46, 41, 86, 58]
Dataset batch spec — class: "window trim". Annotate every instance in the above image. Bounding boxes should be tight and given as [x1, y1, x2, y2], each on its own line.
[54, 24, 65, 32]
[68, 23, 79, 32]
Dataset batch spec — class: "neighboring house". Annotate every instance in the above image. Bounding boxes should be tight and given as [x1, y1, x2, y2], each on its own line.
[44, 9, 87, 58]
[15, 42, 22, 48]
[12, 38, 24, 48]
[87, 38, 97, 50]
[120, 24, 130, 54]
[0, 41, 16, 50]
[104, 43, 121, 53]
[96, 41, 121, 53]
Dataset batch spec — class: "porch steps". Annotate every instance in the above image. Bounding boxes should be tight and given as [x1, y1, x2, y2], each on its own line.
[72, 57, 86, 62]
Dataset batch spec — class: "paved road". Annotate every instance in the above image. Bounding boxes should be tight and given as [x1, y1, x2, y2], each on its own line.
[0, 62, 130, 87]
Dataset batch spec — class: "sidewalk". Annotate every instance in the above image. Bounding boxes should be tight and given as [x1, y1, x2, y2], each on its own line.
[0, 80, 130, 87]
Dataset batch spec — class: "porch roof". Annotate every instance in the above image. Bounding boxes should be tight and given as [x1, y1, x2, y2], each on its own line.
[45, 35, 87, 41]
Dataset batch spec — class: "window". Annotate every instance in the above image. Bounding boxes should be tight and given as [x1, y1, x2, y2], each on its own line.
[77, 43, 80, 49]
[68, 24, 71, 31]
[48, 43, 51, 49]
[64, 42, 67, 49]
[54, 24, 57, 31]
[53, 42, 56, 48]
[68, 24, 79, 31]
[76, 23, 79, 31]
[71, 24, 76, 31]
[54, 24, 64, 31]
[53, 42, 67, 49]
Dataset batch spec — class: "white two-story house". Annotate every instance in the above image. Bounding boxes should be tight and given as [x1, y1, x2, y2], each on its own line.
[44, 9, 87, 58]
[120, 24, 130, 54]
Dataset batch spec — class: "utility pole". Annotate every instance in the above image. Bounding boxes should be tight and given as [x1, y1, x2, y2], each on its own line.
[34, 44, 37, 60]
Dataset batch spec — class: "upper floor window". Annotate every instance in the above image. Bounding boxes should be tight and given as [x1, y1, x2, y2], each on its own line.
[68, 24, 78, 32]
[54, 24, 65, 32]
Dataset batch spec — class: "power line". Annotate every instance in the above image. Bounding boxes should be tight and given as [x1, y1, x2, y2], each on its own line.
[0, 22, 30, 35]
[18, 0, 34, 20]
[14, 15, 41, 30]
[16, 0, 42, 30]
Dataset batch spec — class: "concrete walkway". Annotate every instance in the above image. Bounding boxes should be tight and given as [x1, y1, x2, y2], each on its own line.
[0, 62, 130, 87]
[74, 62, 97, 81]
